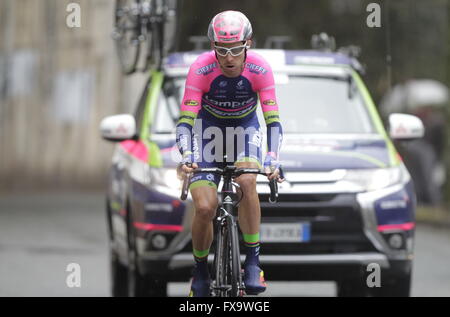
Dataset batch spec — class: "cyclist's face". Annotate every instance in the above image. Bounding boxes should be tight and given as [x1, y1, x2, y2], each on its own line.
[213, 40, 251, 78]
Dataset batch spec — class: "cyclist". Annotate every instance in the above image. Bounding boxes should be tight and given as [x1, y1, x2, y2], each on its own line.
[176, 10, 283, 297]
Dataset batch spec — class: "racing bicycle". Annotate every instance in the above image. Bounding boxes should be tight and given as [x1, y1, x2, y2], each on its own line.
[180, 165, 284, 297]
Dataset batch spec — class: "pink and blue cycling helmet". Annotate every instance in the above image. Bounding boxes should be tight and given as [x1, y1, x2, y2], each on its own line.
[207, 10, 253, 43]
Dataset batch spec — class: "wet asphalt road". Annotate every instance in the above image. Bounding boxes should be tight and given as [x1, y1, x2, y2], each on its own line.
[0, 192, 449, 297]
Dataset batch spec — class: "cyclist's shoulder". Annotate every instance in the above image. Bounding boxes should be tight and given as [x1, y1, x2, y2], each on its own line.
[189, 51, 218, 70]
[244, 51, 273, 79]
[186, 51, 220, 84]
[244, 51, 274, 90]
[246, 51, 272, 69]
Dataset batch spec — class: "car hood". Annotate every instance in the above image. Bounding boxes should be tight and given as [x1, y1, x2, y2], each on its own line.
[280, 134, 393, 171]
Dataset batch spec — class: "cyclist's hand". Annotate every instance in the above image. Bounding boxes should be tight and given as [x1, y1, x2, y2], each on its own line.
[263, 153, 284, 183]
[181, 162, 198, 174]
[177, 152, 197, 179]
[267, 168, 285, 183]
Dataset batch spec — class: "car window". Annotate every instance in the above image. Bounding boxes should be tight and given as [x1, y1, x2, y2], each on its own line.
[152, 77, 184, 134]
[276, 75, 375, 134]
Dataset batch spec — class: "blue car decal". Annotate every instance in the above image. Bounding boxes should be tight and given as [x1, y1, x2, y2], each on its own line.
[374, 180, 416, 228]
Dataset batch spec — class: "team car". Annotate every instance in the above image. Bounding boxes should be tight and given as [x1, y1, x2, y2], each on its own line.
[100, 46, 424, 297]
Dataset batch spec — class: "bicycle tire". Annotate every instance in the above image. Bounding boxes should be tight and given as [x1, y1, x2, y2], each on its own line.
[146, 0, 178, 71]
[227, 217, 242, 297]
[114, 0, 141, 75]
[144, 15, 164, 71]
[214, 222, 228, 297]
[161, 0, 178, 53]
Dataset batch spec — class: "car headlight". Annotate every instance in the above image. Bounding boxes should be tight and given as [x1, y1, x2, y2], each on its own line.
[150, 168, 182, 190]
[342, 167, 403, 191]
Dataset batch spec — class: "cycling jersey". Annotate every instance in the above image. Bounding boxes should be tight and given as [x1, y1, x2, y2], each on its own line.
[189, 115, 264, 189]
[176, 50, 283, 186]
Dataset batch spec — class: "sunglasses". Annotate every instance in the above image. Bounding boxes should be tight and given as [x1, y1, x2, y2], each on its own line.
[214, 42, 249, 57]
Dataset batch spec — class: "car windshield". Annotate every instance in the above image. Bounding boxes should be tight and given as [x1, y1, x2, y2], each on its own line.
[152, 74, 376, 134]
[276, 75, 375, 134]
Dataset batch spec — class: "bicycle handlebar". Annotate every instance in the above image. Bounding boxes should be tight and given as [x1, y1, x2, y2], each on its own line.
[179, 165, 284, 203]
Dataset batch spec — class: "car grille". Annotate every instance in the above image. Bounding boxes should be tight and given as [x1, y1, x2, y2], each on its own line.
[178, 193, 377, 255]
[258, 193, 377, 254]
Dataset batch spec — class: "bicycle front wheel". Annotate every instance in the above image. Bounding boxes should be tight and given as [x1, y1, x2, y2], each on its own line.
[143, 20, 163, 71]
[227, 217, 243, 297]
[114, 0, 141, 74]
[214, 221, 228, 297]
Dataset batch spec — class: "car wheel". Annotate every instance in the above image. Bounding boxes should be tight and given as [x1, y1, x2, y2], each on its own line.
[110, 249, 128, 297]
[336, 278, 368, 297]
[369, 260, 412, 297]
[127, 240, 169, 296]
[370, 272, 411, 297]
[107, 199, 128, 297]
[126, 222, 148, 297]
[126, 214, 168, 297]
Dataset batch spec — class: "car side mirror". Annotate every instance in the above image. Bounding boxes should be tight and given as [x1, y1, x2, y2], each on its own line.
[100, 114, 137, 142]
[388, 113, 425, 141]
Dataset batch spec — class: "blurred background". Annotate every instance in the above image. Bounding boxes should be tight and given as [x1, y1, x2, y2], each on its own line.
[0, 0, 449, 296]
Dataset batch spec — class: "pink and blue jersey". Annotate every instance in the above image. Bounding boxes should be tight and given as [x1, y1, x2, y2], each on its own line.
[176, 50, 283, 167]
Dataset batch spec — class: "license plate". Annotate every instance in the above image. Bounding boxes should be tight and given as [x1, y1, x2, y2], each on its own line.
[260, 223, 311, 243]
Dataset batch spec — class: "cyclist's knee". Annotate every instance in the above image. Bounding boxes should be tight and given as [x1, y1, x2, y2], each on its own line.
[236, 174, 257, 191]
[194, 201, 216, 220]
[191, 187, 217, 221]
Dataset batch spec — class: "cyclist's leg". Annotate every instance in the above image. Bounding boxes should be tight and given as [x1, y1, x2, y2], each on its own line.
[190, 181, 218, 259]
[188, 170, 221, 297]
[188, 121, 223, 297]
[189, 120, 223, 256]
[232, 122, 267, 294]
[232, 119, 263, 241]
[234, 160, 260, 241]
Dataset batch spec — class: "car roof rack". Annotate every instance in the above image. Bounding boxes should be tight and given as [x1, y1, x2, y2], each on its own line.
[311, 32, 365, 74]
[311, 33, 336, 52]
